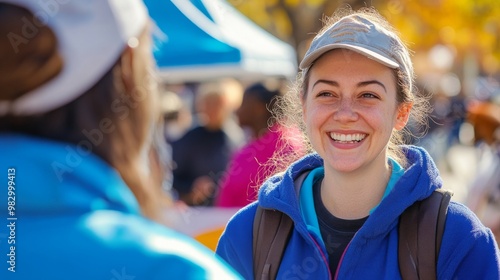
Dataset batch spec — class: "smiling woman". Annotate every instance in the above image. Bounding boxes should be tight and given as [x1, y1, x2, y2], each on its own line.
[216, 6, 500, 280]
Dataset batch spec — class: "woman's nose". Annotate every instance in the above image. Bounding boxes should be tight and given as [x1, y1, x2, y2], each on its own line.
[333, 99, 358, 122]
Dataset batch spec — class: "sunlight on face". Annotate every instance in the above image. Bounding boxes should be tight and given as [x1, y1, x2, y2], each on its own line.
[302, 49, 407, 174]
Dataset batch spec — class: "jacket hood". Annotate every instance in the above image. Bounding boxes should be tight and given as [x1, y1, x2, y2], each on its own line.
[257, 145, 443, 238]
[0, 134, 139, 214]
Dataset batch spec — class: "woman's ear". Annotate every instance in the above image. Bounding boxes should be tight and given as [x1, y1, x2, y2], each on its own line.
[120, 46, 135, 92]
[394, 102, 413, 130]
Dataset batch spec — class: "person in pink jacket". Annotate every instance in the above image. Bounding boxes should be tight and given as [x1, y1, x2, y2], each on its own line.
[216, 83, 304, 207]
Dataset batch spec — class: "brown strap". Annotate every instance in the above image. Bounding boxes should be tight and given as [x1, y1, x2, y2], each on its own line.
[398, 198, 420, 280]
[252, 172, 309, 280]
[434, 189, 452, 256]
[253, 207, 294, 280]
[398, 189, 453, 280]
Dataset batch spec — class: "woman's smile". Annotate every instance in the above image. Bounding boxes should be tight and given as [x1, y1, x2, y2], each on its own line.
[329, 132, 367, 143]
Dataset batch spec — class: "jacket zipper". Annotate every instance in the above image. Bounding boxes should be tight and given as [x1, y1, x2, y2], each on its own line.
[333, 241, 351, 280]
[308, 233, 332, 280]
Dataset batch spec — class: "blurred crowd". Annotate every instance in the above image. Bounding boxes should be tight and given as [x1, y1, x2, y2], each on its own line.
[162, 79, 305, 208]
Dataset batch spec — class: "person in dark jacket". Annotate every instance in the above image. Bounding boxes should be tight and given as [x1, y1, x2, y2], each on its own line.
[171, 80, 245, 206]
[216, 7, 500, 279]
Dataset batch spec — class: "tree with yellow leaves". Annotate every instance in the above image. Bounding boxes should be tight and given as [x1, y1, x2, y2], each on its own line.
[231, 0, 500, 75]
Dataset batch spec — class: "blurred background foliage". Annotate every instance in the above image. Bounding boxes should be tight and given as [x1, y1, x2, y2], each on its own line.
[229, 0, 500, 80]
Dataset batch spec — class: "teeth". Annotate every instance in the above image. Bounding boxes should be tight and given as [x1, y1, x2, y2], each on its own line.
[330, 133, 366, 143]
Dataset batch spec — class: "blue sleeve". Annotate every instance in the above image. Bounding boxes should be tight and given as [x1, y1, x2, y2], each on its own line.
[438, 202, 500, 279]
[216, 204, 258, 280]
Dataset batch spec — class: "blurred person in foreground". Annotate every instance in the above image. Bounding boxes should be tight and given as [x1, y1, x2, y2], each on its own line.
[216, 7, 500, 279]
[0, 1, 241, 279]
[216, 83, 304, 208]
[171, 80, 245, 206]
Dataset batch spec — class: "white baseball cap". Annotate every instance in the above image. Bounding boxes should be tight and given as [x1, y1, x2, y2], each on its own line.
[0, 0, 149, 116]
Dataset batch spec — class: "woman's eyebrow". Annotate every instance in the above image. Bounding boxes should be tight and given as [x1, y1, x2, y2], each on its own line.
[312, 79, 387, 93]
[358, 80, 387, 93]
[312, 79, 339, 89]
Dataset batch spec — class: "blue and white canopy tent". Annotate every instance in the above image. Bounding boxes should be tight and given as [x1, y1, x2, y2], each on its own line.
[144, 0, 298, 83]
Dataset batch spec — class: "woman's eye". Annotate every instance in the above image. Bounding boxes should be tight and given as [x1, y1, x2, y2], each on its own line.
[316, 91, 333, 97]
[361, 92, 378, 99]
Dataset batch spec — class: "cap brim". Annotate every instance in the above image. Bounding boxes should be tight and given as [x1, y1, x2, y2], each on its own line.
[299, 43, 399, 70]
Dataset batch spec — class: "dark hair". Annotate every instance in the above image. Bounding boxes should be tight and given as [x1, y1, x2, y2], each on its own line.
[244, 82, 283, 129]
[0, 3, 170, 221]
[245, 83, 280, 106]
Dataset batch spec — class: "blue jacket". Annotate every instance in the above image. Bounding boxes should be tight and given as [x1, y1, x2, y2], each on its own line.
[0, 134, 241, 280]
[216, 146, 500, 279]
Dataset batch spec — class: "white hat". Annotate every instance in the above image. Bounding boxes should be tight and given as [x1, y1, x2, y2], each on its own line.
[0, 0, 149, 116]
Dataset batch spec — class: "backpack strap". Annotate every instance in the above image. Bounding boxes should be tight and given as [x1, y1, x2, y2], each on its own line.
[252, 172, 309, 280]
[252, 207, 293, 280]
[398, 189, 453, 280]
